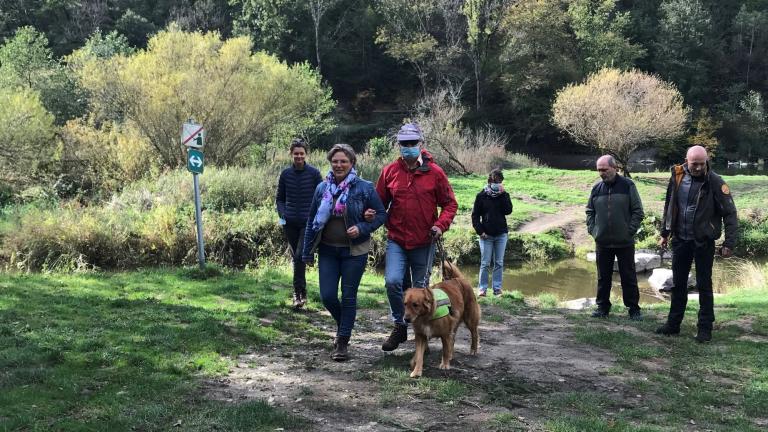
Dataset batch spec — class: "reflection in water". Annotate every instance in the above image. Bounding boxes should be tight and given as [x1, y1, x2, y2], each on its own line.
[461, 257, 765, 303]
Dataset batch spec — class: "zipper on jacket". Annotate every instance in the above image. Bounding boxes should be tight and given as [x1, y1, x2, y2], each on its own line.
[607, 185, 612, 236]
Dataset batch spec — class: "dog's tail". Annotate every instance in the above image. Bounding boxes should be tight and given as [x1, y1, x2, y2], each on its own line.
[441, 260, 466, 281]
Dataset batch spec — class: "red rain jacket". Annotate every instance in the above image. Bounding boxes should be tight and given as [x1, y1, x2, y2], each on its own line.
[375, 151, 458, 249]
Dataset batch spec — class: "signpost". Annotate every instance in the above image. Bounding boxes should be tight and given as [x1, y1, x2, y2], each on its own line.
[183, 120, 206, 269]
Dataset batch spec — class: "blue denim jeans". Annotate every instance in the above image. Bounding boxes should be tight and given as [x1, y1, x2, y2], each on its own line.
[478, 233, 508, 294]
[384, 240, 436, 325]
[317, 243, 368, 337]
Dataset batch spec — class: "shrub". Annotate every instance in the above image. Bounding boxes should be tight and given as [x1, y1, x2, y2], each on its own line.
[739, 209, 768, 257]
[109, 166, 282, 212]
[442, 228, 571, 265]
[1, 202, 286, 271]
[414, 87, 508, 175]
[366, 136, 394, 161]
[505, 153, 543, 169]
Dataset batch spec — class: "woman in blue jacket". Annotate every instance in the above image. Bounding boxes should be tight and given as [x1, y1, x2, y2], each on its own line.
[303, 144, 387, 361]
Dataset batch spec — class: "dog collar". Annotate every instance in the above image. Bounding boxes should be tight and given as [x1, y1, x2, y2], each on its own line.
[432, 288, 451, 320]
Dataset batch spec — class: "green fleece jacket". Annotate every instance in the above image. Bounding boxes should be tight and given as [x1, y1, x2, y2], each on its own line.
[586, 175, 644, 248]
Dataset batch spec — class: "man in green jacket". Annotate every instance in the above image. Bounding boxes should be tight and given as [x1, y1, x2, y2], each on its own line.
[586, 155, 645, 320]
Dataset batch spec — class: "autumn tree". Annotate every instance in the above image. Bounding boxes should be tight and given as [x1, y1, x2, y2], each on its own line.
[0, 87, 56, 185]
[552, 68, 688, 177]
[74, 26, 335, 168]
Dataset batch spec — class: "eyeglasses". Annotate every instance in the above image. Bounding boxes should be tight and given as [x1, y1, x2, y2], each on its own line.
[398, 140, 420, 147]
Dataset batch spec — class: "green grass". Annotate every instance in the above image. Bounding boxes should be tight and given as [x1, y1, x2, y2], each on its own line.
[0, 266, 312, 431]
[373, 367, 469, 406]
[536, 292, 560, 309]
[560, 282, 768, 431]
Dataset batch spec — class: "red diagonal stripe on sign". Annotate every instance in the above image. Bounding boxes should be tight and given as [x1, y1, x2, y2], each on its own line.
[182, 126, 204, 145]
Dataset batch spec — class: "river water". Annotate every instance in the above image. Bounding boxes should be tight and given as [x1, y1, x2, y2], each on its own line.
[459, 257, 766, 303]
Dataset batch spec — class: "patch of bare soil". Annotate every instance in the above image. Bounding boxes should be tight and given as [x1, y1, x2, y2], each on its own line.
[516, 206, 583, 235]
[515, 205, 592, 250]
[203, 305, 651, 431]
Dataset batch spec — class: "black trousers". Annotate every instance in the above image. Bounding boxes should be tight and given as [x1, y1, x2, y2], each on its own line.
[666, 238, 715, 330]
[595, 244, 640, 313]
[283, 222, 307, 294]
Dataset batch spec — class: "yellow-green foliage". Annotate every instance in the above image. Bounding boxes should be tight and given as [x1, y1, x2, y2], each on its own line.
[0, 87, 56, 184]
[73, 25, 335, 169]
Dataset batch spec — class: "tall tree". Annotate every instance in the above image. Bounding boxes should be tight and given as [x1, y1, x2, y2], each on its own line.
[733, 5, 768, 90]
[654, 0, 715, 107]
[567, 0, 646, 73]
[499, 0, 581, 146]
[0, 26, 86, 124]
[462, 0, 505, 110]
[374, 0, 467, 94]
[308, 0, 341, 74]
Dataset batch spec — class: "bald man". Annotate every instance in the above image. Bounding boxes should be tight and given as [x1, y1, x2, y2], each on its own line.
[586, 155, 645, 320]
[656, 145, 738, 343]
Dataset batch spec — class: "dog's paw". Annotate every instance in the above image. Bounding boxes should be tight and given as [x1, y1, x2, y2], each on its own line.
[410, 370, 422, 378]
[470, 349, 478, 355]
[438, 362, 451, 370]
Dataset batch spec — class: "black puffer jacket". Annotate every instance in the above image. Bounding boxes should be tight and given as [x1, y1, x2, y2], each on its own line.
[276, 164, 322, 225]
[586, 175, 644, 248]
[661, 163, 738, 249]
[471, 190, 513, 236]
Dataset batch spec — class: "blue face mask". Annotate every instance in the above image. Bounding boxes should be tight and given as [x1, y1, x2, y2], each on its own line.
[489, 183, 502, 192]
[400, 146, 420, 159]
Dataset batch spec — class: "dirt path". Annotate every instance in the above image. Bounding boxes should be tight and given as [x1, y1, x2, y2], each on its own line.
[515, 205, 583, 234]
[204, 305, 649, 431]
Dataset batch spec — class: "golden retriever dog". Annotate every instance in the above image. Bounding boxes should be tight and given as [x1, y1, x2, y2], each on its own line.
[404, 261, 480, 378]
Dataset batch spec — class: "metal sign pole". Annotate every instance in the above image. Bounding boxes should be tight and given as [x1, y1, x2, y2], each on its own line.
[193, 172, 205, 268]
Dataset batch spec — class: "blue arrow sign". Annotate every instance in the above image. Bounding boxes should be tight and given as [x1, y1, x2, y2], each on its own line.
[187, 149, 204, 174]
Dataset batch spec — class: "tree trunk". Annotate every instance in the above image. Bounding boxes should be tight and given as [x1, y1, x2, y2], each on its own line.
[315, 23, 322, 75]
[473, 59, 481, 110]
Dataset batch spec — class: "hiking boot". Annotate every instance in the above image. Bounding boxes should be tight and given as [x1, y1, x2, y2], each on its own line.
[331, 336, 350, 361]
[628, 310, 643, 321]
[655, 323, 680, 336]
[694, 327, 712, 343]
[381, 324, 408, 351]
[298, 288, 307, 306]
[292, 292, 304, 309]
[478, 291, 487, 297]
[591, 309, 609, 318]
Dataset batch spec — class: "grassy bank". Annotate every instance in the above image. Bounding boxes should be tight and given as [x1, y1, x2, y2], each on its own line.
[1, 264, 767, 430]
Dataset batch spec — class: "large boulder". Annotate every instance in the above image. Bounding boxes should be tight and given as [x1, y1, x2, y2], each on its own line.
[563, 297, 598, 310]
[648, 268, 696, 293]
[585, 250, 664, 272]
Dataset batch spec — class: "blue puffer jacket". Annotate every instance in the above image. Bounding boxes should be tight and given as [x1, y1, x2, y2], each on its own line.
[276, 164, 322, 225]
[302, 176, 387, 260]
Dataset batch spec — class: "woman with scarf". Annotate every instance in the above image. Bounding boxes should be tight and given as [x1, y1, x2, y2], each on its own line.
[302, 144, 387, 361]
[471, 168, 513, 297]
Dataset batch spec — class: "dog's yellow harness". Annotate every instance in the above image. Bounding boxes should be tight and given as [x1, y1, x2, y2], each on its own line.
[431, 288, 452, 320]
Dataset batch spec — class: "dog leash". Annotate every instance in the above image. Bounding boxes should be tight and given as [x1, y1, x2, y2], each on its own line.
[432, 235, 448, 280]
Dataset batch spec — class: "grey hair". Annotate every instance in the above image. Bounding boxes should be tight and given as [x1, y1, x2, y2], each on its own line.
[327, 143, 357, 166]
[599, 155, 618, 168]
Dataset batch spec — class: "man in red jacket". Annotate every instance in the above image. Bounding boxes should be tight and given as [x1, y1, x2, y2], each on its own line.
[375, 123, 458, 351]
